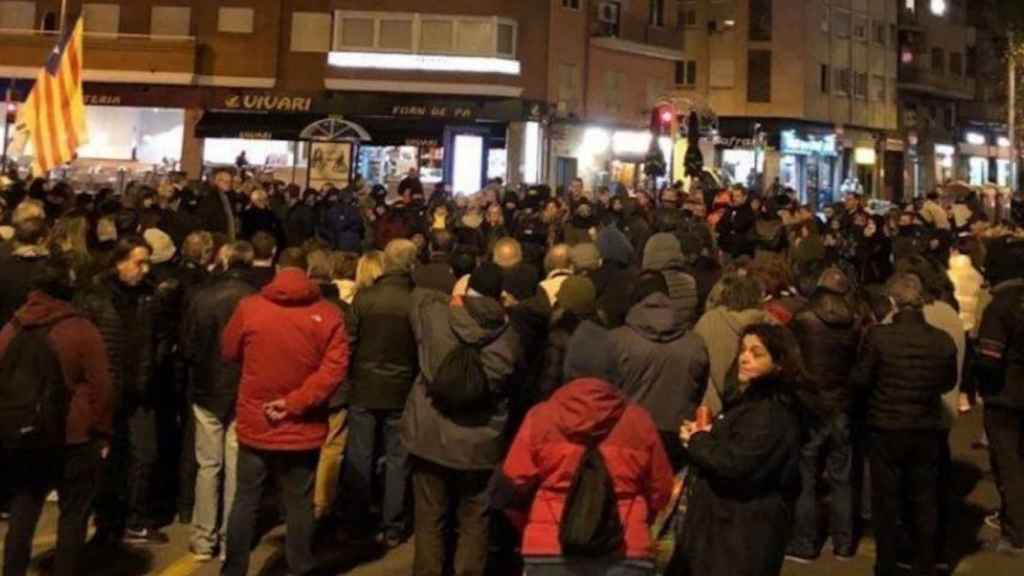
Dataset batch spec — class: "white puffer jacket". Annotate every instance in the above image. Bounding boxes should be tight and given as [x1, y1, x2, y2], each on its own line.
[947, 253, 986, 334]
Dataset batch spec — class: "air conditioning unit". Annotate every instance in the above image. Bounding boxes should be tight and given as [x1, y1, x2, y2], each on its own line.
[598, 1, 620, 25]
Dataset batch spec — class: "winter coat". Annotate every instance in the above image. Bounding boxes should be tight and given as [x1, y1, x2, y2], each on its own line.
[400, 290, 521, 471]
[500, 378, 673, 560]
[585, 263, 635, 329]
[692, 307, 774, 414]
[320, 200, 365, 252]
[682, 375, 801, 576]
[240, 207, 287, 249]
[413, 254, 458, 295]
[854, 233, 893, 286]
[641, 233, 699, 326]
[534, 311, 584, 401]
[373, 212, 412, 251]
[609, 293, 709, 432]
[790, 292, 861, 417]
[75, 273, 172, 412]
[947, 253, 985, 335]
[221, 269, 350, 451]
[196, 188, 236, 239]
[976, 280, 1024, 409]
[716, 202, 756, 258]
[284, 202, 317, 247]
[348, 273, 419, 411]
[919, 200, 950, 230]
[181, 268, 257, 422]
[851, 309, 959, 431]
[596, 226, 635, 268]
[0, 292, 113, 444]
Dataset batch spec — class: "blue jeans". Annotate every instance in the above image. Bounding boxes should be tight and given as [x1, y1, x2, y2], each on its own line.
[340, 406, 410, 536]
[789, 413, 854, 556]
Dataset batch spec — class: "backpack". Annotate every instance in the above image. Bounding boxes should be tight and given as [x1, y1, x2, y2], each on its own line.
[559, 440, 626, 558]
[0, 321, 68, 449]
[426, 326, 506, 416]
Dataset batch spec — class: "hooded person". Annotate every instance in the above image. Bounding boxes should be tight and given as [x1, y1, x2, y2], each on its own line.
[563, 201, 597, 246]
[497, 308, 673, 575]
[533, 276, 599, 402]
[400, 262, 522, 576]
[609, 270, 710, 470]
[641, 232, 699, 327]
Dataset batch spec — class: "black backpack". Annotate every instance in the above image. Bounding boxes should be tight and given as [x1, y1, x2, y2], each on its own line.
[426, 326, 505, 416]
[559, 440, 625, 558]
[0, 321, 68, 449]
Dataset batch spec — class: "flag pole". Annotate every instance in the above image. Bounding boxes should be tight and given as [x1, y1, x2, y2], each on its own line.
[59, 0, 67, 35]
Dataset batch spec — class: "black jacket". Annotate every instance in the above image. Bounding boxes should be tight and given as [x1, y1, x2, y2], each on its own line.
[181, 268, 257, 421]
[791, 292, 861, 417]
[285, 202, 317, 248]
[681, 376, 801, 576]
[0, 250, 49, 329]
[195, 188, 235, 239]
[851, 308, 959, 431]
[412, 255, 457, 294]
[240, 207, 287, 249]
[716, 202, 756, 258]
[976, 280, 1024, 409]
[348, 273, 419, 411]
[75, 273, 173, 412]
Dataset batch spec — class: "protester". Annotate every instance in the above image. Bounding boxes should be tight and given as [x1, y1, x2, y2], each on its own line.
[641, 233, 699, 326]
[0, 256, 113, 576]
[412, 230, 457, 294]
[0, 218, 51, 329]
[851, 273, 959, 576]
[678, 323, 803, 576]
[219, 247, 349, 576]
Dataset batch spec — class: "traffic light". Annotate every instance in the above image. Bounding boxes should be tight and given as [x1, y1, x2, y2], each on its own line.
[4, 103, 15, 125]
[651, 104, 675, 136]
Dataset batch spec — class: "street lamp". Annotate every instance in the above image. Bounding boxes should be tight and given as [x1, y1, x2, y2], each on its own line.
[930, 0, 947, 16]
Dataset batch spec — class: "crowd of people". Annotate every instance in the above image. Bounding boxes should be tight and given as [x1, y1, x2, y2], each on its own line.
[0, 166, 1022, 576]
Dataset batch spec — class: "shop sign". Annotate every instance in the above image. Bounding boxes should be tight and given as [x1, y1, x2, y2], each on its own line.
[710, 136, 760, 149]
[223, 94, 314, 113]
[84, 94, 122, 106]
[405, 138, 440, 147]
[390, 105, 474, 119]
[237, 131, 273, 140]
[780, 130, 837, 156]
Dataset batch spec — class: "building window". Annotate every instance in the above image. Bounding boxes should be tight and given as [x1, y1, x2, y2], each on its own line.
[852, 15, 867, 41]
[680, 3, 697, 29]
[749, 0, 772, 41]
[83, 3, 119, 34]
[561, 0, 580, 9]
[931, 47, 945, 74]
[871, 74, 886, 101]
[820, 64, 830, 94]
[0, 1, 36, 30]
[675, 60, 697, 86]
[605, 70, 626, 114]
[747, 49, 772, 103]
[872, 20, 886, 45]
[836, 67, 851, 95]
[905, 0, 917, 13]
[854, 72, 867, 99]
[944, 105, 954, 130]
[151, 6, 190, 37]
[966, 46, 976, 77]
[291, 12, 332, 52]
[649, 0, 665, 27]
[218, 7, 254, 34]
[332, 13, 517, 59]
[950, 51, 963, 77]
[833, 10, 851, 38]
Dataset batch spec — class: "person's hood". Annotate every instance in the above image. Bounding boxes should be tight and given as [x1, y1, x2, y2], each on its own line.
[550, 378, 627, 442]
[449, 295, 508, 345]
[260, 268, 322, 306]
[14, 291, 78, 328]
[595, 226, 634, 267]
[642, 232, 685, 271]
[626, 292, 688, 341]
[722, 308, 771, 337]
[810, 292, 856, 327]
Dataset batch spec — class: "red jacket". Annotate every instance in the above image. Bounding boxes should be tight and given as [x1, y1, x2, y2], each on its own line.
[222, 268, 349, 451]
[502, 378, 673, 560]
[0, 291, 113, 445]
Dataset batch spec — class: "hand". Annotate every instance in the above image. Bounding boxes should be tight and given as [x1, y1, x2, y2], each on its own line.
[263, 399, 289, 422]
[99, 442, 110, 460]
[679, 421, 699, 445]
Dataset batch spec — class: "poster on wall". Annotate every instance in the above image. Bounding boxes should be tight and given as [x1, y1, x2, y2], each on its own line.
[308, 141, 353, 190]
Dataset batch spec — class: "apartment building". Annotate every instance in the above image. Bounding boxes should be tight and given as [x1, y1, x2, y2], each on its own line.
[666, 0, 899, 204]
[0, 0, 557, 190]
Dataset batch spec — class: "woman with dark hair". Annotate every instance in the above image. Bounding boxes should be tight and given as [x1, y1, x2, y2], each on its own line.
[854, 214, 893, 286]
[677, 323, 803, 576]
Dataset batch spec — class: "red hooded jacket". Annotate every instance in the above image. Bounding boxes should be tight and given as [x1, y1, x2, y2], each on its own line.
[222, 268, 349, 451]
[501, 378, 673, 559]
[0, 291, 113, 445]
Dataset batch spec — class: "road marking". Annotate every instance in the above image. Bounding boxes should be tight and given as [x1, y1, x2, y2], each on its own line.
[158, 555, 199, 576]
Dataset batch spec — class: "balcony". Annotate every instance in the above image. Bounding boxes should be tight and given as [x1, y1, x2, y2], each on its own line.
[898, 63, 975, 100]
[591, 9, 684, 53]
[0, 29, 197, 85]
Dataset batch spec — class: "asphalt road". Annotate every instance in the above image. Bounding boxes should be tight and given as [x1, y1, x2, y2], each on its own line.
[0, 409, 1019, 575]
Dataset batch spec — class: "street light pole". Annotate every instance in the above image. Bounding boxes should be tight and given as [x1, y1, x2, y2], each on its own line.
[1010, 32, 1018, 193]
[59, 0, 67, 34]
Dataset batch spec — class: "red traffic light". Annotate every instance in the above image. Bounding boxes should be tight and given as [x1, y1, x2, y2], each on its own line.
[659, 108, 674, 124]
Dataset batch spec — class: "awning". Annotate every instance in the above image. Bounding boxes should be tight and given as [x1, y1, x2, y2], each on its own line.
[196, 111, 507, 147]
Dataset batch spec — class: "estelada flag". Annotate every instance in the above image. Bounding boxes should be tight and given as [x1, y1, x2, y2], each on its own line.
[10, 16, 88, 174]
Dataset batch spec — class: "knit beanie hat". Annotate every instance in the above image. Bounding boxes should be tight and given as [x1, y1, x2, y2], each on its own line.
[631, 270, 669, 307]
[642, 232, 685, 271]
[569, 243, 602, 271]
[563, 320, 620, 384]
[595, 227, 634, 267]
[144, 228, 177, 265]
[468, 262, 503, 300]
[557, 276, 597, 317]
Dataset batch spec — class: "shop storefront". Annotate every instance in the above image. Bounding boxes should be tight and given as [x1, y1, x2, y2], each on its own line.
[778, 129, 840, 208]
[959, 129, 1014, 188]
[934, 143, 956, 185]
[548, 123, 674, 193]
